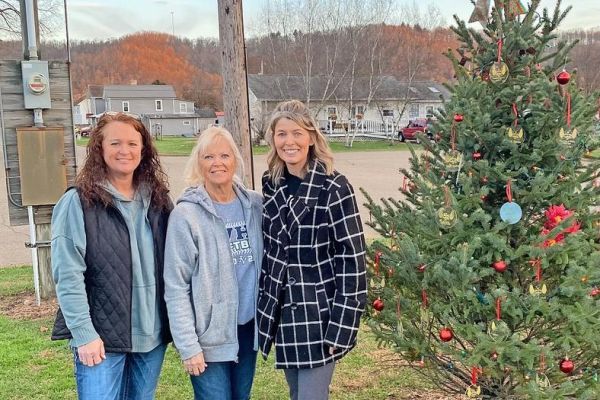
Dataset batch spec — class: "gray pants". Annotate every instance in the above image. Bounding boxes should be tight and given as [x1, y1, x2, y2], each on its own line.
[283, 362, 336, 400]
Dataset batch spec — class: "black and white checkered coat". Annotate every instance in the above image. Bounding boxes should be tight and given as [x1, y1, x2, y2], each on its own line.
[257, 161, 367, 369]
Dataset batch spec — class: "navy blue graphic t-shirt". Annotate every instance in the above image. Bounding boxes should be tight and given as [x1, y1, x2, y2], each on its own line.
[214, 196, 256, 324]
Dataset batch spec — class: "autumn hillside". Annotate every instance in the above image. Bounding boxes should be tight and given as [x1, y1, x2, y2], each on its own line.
[1, 27, 599, 109]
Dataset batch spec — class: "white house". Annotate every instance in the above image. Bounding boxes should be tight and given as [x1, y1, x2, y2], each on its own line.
[73, 84, 214, 137]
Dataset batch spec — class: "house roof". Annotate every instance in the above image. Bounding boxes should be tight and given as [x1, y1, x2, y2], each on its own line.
[197, 108, 217, 118]
[142, 113, 205, 119]
[103, 85, 177, 99]
[248, 74, 449, 103]
[87, 84, 104, 98]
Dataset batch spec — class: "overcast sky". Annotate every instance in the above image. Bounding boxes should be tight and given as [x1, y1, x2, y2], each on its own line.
[62, 0, 598, 42]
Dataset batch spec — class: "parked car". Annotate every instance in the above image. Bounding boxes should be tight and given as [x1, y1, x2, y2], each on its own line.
[398, 118, 433, 143]
[79, 126, 92, 137]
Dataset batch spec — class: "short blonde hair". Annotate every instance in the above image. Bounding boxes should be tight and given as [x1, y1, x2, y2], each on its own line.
[184, 127, 245, 186]
[266, 100, 334, 183]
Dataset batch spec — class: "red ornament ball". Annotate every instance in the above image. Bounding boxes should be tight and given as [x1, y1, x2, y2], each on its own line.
[439, 327, 454, 342]
[590, 287, 600, 297]
[481, 176, 489, 184]
[472, 152, 482, 160]
[492, 260, 507, 273]
[556, 70, 571, 85]
[480, 195, 488, 202]
[453, 114, 464, 123]
[417, 263, 427, 273]
[372, 297, 384, 312]
[559, 358, 574, 374]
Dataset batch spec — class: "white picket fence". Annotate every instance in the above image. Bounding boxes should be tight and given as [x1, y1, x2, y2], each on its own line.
[317, 119, 398, 140]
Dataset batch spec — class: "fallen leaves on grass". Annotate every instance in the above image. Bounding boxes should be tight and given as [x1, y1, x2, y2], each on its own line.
[0, 292, 57, 320]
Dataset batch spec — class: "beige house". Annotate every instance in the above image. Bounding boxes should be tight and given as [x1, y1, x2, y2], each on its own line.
[247, 74, 450, 139]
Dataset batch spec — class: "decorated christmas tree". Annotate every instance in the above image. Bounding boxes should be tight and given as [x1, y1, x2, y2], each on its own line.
[362, 0, 600, 397]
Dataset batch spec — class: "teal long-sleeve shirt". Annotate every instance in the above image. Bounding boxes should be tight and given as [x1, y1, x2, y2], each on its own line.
[51, 184, 162, 352]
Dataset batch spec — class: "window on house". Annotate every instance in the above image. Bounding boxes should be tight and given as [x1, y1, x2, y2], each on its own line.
[122, 101, 129, 112]
[426, 106, 434, 118]
[327, 107, 337, 115]
[382, 109, 394, 117]
[155, 100, 163, 111]
[180, 103, 187, 113]
[409, 104, 419, 119]
[183, 120, 191, 125]
[351, 105, 365, 117]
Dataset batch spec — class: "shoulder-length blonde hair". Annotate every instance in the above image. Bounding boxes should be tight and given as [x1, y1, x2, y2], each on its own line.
[184, 126, 245, 186]
[265, 100, 334, 183]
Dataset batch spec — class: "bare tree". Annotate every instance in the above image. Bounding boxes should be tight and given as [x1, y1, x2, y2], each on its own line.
[250, 0, 396, 147]
[561, 29, 600, 94]
[379, 2, 446, 130]
[0, 0, 61, 39]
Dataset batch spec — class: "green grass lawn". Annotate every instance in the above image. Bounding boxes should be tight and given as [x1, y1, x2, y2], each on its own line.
[77, 137, 409, 157]
[0, 265, 431, 399]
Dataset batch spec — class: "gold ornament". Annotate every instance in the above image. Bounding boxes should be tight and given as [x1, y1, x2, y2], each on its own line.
[488, 320, 509, 340]
[529, 283, 548, 296]
[437, 207, 458, 229]
[536, 373, 550, 389]
[443, 150, 463, 172]
[507, 125, 524, 143]
[558, 127, 578, 142]
[466, 384, 482, 398]
[369, 275, 385, 296]
[490, 61, 509, 83]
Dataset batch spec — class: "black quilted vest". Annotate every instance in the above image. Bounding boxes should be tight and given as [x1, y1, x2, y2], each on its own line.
[51, 193, 172, 352]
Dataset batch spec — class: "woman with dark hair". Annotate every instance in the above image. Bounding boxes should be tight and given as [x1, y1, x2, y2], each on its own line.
[51, 112, 172, 399]
[257, 100, 367, 400]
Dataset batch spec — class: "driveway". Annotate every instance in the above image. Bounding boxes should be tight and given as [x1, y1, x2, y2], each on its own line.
[0, 146, 411, 266]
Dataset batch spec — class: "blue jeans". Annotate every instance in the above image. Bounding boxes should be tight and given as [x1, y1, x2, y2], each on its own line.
[74, 343, 167, 400]
[190, 320, 257, 400]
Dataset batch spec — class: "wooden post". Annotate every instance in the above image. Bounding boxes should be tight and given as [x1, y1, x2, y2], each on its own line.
[36, 223, 54, 298]
[217, 0, 254, 188]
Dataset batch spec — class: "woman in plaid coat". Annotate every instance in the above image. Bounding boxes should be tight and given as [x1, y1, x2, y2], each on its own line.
[257, 100, 367, 400]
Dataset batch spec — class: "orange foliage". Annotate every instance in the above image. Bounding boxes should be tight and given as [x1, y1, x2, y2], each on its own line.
[70, 32, 222, 106]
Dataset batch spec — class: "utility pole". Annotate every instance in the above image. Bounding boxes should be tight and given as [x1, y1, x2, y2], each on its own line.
[217, 0, 254, 188]
[170, 11, 175, 37]
[1, 0, 75, 302]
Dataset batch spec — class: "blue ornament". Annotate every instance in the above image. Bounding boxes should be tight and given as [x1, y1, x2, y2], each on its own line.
[500, 201, 522, 224]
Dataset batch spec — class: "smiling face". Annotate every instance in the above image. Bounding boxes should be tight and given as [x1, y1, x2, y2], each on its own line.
[199, 137, 236, 191]
[101, 121, 143, 182]
[273, 118, 314, 177]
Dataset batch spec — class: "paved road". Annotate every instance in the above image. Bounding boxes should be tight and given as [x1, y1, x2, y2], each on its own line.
[1, 146, 411, 266]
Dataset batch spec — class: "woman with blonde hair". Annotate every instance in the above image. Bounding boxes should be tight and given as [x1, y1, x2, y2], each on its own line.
[257, 100, 367, 400]
[164, 127, 263, 400]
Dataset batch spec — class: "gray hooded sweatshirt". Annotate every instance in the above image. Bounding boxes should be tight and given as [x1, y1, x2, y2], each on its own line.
[163, 183, 263, 362]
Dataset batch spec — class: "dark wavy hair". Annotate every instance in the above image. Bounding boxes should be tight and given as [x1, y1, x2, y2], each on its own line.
[75, 112, 170, 210]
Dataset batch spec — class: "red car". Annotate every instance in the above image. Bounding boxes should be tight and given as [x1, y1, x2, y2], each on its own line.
[398, 118, 432, 143]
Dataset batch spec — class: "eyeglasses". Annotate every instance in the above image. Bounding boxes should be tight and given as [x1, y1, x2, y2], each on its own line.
[100, 111, 142, 120]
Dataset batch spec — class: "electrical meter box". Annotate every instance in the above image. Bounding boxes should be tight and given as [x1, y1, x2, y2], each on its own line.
[16, 127, 67, 206]
[21, 60, 51, 109]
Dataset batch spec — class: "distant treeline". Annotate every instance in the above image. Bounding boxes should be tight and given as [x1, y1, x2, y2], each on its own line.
[0, 26, 597, 109]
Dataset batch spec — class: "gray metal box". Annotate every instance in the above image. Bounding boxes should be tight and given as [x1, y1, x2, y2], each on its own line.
[21, 60, 52, 109]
